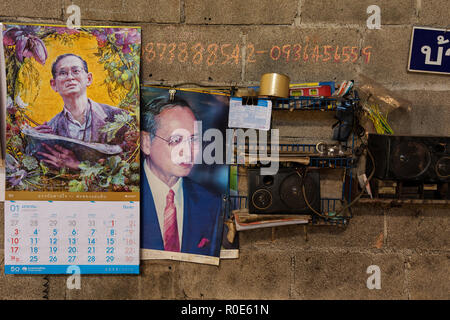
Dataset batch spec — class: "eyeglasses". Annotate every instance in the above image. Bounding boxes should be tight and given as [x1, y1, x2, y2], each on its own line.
[56, 67, 85, 79]
[154, 134, 199, 147]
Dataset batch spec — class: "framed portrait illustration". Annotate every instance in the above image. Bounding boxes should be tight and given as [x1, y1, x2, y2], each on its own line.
[2, 23, 141, 274]
[140, 86, 230, 265]
[2, 23, 140, 200]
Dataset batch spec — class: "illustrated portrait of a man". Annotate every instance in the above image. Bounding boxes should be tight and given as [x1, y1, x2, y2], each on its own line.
[34, 53, 128, 170]
[140, 95, 223, 257]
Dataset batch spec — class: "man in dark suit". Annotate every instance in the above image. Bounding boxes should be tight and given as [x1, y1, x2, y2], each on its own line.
[140, 96, 223, 256]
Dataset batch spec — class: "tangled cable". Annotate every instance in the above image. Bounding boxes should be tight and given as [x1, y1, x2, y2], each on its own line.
[295, 145, 376, 220]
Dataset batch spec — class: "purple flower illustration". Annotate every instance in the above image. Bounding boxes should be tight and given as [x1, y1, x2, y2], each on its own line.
[92, 28, 114, 47]
[91, 28, 140, 53]
[53, 26, 79, 35]
[7, 169, 27, 187]
[115, 28, 140, 54]
[3, 26, 47, 65]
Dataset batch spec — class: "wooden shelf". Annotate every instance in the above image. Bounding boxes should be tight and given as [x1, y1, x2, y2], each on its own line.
[357, 198, 450, 205]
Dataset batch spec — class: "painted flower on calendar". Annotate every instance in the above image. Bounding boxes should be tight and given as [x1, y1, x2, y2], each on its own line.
[91, 28, 114, 47]
[53, 26, 80, 35]
[7, 169, 28, 187]
[3, 25, 47, 65]
[115, 28, 140, 54]
[92, 28, 140, 53]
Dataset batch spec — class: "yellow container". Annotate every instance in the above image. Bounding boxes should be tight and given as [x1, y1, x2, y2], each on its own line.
[259, 73, 290, 98]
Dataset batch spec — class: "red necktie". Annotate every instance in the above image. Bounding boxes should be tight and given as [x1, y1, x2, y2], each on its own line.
[163, 189, 180, 252]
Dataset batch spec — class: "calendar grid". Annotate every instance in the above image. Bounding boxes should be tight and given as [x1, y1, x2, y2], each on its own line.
[4, 201, 140, 275]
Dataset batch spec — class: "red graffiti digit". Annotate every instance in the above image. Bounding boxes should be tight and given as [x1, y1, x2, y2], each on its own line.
[293, 44, 302, 62]
[282, 44, 291, 63]
[144, 42, 155, 62]
[207, 43, 218, 66]
[270, 45, 281, 61]
[362, 46, 372, 63]
[322, 45, 332, 62]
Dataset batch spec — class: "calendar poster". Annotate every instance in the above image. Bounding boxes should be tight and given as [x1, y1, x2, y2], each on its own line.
[140, 86, 229, 265]
[2, 23, 141, 274]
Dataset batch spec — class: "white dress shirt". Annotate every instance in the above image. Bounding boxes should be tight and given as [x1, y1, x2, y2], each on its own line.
[62, 102, 92, 141]
[144, 160, 184, 247]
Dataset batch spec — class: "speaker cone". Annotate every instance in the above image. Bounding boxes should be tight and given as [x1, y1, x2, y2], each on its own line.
[436, 157, 450, 178]
[279, 173, 319, 210]
[251, 189, 272, 210]
[390, 141, 431, 179]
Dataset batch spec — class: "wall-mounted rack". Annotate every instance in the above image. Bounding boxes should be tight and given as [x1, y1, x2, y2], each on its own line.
[228, 92, 361, 227]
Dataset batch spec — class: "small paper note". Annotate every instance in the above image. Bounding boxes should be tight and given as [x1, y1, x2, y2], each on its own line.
[228, 97, 272, 131]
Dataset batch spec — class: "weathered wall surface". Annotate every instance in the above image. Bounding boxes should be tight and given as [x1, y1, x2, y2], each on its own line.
[0, 0, 449, 300]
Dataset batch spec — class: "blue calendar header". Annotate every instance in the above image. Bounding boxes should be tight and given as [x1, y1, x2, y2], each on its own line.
[408, 26, 450, 75]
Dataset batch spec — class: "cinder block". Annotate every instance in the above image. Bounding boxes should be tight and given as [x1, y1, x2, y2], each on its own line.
[360, 27, 450, 87]
[46, 275, 67, 300]
[301, 0, 416, 25]
[0, 202, 4, 249]
[0, 264, 50, 299]
[391, 90, 450, 136]
[0, 0, 61, 19]
[386, 206, 449, 250]
[238, 228, 274, 247]
[62, 0, 180, 23]
[185, 0, 298, 25]
[418, 0, 450, 27]
[141, 24, 243, 84]
[139, 260, 183, 299]
[273, 110, 341, 145]
[380, 104, 413, 135]
[177, 248, 291, 299]
[292, 250, 407, 299]
[65, 274, 140, 299]
[246, 205, 385, 249]
[244, 26, 361, 83]
[408, 253, 450, 299]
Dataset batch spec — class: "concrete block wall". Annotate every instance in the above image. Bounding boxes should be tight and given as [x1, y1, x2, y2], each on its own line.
[0, 0, 449, 300]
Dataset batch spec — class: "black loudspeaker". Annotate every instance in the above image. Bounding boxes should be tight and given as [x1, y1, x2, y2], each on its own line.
[248, 168, 321, 215]
[367, 134, 450, 182]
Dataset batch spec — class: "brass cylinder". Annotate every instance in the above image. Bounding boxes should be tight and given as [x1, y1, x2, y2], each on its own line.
[259, 73, 290, 98]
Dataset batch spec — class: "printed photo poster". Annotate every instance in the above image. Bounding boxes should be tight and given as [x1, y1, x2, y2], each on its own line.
[1, 33, 6, 200]
[220, 166, 239, 260]
[140, 86, 230, 265]
[2, 23, 141, 274]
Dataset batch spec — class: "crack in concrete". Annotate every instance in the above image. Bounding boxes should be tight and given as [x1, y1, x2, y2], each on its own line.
[403, 253, 413, 300]
[180, 0, 186, 24]
[240, 32, 247, 82]
[240, 245, 450, 256]
[384, 208, 389, 247]
[289, 254, 296, 298]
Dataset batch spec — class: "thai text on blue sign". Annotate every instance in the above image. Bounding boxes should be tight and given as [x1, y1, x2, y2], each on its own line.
[408, 26, 450, 75]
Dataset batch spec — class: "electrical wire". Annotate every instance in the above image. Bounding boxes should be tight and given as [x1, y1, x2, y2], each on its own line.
[296, 145, 376, 220]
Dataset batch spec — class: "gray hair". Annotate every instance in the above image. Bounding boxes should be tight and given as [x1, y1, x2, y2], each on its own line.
[51, 53, 88, 79]
[141, 95, 197, 139]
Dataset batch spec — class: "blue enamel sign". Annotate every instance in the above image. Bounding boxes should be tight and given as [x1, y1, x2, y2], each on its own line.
[408, 26, 450, 75]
